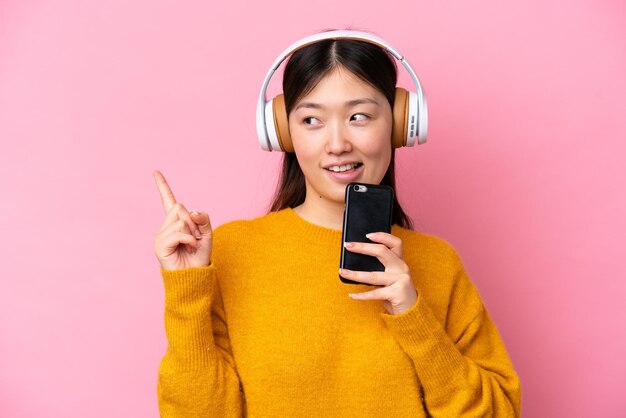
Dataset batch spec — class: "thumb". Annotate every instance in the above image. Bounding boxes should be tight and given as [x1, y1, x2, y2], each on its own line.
[190, 211, 212, 235]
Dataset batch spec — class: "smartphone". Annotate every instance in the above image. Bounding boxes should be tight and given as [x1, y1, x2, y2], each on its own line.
[340, 182, 394, 285]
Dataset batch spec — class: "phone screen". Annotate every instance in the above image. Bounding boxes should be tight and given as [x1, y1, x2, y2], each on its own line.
[340, 183, 394, 285]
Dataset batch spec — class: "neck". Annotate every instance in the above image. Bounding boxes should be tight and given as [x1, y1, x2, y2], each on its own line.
[292, 190, 345, 231]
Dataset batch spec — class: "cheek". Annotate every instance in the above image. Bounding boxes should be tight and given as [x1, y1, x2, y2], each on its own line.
[291, 133, 314, 158]
[372, 146, 392, 175]
[365, 114, 393, 154]
[368, 137, 392, 155]
[291, 138, 319, 174]
[360, 133, 392, 179]
[362, 130, 392, 162]
[288, 119, 313, 151]
[288, 125, 309, 159]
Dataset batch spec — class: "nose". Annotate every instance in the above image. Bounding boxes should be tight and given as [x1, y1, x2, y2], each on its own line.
[324, 121, 352, 154]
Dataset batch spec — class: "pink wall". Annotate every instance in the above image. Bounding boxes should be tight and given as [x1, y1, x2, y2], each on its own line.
[1, 1, 624, 416]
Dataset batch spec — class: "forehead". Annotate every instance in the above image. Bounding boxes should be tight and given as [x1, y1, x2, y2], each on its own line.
[296, 67, 385, 104]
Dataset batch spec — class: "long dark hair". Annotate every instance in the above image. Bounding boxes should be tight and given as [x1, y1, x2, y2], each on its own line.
[268, 36, 413, 229]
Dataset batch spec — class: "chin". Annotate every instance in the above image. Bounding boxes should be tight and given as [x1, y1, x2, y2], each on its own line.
[330, 189, 348, 205]
[321, 187, 347, 204]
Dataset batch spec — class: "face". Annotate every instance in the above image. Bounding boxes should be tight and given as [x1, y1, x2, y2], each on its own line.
[288, 66, 393, 205]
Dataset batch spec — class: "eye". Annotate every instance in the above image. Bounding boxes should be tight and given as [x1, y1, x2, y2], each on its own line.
[350, 113, 369, 122]
[303, 116, 321, 125]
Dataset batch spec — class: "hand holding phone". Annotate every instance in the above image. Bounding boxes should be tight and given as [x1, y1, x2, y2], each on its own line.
[340, 183, 394, 285]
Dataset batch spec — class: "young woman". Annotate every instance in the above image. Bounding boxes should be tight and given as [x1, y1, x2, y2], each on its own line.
[153, 31, 521, 417]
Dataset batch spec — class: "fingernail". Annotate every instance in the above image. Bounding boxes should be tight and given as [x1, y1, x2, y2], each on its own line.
[190, 210, 199, 215]
[194, 229, 202, 239]
[365, 233, 374, 239]
[344, 242, 354, 248]
[339, 268, 346, 276]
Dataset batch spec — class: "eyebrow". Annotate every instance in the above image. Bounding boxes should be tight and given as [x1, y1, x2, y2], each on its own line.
[294, 98, 380, 111]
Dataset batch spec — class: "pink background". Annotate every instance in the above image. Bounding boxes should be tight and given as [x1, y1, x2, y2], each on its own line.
[1, 1, 624, 416]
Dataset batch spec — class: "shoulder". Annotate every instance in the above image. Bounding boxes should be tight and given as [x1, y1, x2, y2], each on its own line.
[393, 226, 484, 321]
[391, 225, 465, 274]
[212, 209, 287, 246]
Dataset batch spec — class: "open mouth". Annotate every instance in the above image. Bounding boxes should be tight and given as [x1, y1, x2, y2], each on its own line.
[324, 163, 363, 173]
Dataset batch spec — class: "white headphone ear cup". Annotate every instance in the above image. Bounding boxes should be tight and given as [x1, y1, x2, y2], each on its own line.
[264, 99, 281, 152]
[405, 91, 419, 147]
[256, 99, 271, 151]
[417, 90, 428, 145]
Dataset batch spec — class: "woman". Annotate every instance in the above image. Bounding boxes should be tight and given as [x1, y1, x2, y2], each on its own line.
[153, 31, 521, 417]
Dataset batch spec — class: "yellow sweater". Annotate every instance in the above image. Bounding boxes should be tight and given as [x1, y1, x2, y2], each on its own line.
[157, 208, 521, 417]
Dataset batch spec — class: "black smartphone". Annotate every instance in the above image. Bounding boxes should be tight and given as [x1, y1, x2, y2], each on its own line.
[340, 182, 394, 285]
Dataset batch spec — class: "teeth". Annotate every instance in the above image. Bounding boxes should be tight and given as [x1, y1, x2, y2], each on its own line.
[327, 163, 359, 172]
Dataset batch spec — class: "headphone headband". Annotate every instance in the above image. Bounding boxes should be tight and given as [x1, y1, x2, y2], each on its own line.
[256, 30, 428, 151]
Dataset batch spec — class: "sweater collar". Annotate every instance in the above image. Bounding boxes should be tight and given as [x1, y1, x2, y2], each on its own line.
[277, 207, 405, 243]
[278, 207, 343, 243]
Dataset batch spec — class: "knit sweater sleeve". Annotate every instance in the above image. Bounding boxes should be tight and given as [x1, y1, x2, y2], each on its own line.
[380, 244, 522, 417]
[157, 265, 243, 417]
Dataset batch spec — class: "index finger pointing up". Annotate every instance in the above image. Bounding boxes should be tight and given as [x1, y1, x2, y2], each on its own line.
[153, 170, 177, 213]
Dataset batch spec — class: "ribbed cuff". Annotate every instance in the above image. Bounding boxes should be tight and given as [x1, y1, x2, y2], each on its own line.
[161, 265, 215, 301]
[161, 265, 217, 369]
[380, 292, 469, 397]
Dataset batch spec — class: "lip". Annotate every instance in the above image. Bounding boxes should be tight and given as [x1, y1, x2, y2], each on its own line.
[322, 160, 362, 169]
[323, 163, 364, 183]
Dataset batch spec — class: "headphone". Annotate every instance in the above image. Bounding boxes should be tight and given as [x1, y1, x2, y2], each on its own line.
[256, 30, 428, 153]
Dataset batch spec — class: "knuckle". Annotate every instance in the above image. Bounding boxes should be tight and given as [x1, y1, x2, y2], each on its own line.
[174, 202, 186, 212]
[374, 245, 386, 256]
[400, 273, 412, 286]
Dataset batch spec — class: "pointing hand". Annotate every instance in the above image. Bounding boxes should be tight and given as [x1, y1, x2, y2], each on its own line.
[152, 170, 212, 271]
